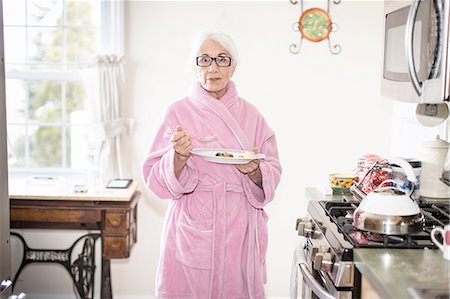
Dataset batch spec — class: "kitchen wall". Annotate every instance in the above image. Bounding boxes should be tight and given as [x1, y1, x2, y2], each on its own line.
[11, 1, 397, 298]
[122, 1, 391, 298]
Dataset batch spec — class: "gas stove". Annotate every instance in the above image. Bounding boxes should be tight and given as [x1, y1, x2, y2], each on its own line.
[295, 197, 450, 299]
[319, 199, 449, 249]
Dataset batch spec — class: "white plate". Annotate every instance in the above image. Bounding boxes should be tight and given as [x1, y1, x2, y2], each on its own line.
[191, 148, 265, 164]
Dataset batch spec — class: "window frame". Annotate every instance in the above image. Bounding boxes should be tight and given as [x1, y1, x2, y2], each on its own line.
[5, 0, 124, 176]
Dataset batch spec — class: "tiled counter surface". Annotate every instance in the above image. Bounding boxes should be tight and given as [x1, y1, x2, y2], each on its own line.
[354, 248, 450, 299]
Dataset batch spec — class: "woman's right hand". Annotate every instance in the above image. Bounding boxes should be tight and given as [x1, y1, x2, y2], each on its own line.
[171, 125, 192, 159]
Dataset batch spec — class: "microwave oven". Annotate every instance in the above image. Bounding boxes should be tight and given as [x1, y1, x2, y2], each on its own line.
[381, 0, 450, 103]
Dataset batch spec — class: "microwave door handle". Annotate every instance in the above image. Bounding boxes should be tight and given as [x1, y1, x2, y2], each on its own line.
[430, 0, 443, 80]
[299, 263, 335, 299]
[405, 0, 422, 96]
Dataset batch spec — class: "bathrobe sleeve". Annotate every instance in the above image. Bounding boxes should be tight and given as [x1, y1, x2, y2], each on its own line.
[241, 112, 282, 209]
[141, 104, 199, 200]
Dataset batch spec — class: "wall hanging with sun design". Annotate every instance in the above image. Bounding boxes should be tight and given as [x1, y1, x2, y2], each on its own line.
[290, 0, 342, 55]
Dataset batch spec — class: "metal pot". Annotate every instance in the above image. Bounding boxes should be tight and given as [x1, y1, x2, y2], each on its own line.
[352, 157, 423, 235]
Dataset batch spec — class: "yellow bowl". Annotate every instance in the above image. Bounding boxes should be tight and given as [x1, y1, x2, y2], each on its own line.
[329, 173, 359, 194]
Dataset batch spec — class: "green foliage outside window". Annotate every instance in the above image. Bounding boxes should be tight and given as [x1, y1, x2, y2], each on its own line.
[6, 0, 99, 169]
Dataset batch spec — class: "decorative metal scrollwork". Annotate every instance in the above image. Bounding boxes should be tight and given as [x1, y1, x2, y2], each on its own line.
[290, 0, 342, 55]
[11, 232, 101, 299]
[71, 235, 97, 298]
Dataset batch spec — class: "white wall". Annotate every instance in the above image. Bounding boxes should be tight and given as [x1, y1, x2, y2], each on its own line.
[122, 1, 390, 298]
[12, 1, 393, 298]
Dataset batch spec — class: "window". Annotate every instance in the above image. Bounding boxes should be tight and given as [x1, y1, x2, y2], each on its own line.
[4, 0, 122, 173]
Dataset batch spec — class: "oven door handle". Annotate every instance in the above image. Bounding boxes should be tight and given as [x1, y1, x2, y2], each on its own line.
[299, 263, 335, 299]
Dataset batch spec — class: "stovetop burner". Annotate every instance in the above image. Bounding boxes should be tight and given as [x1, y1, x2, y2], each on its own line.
[319, 199, 450, 249]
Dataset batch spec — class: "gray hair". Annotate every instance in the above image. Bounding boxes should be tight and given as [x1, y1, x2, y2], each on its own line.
[189, 31, 239, 68]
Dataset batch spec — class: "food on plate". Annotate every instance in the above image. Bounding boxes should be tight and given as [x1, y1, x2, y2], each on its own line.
[213, 150, 257, 159]
[237, 151, 254, 159]
[215, 151, 234, 158]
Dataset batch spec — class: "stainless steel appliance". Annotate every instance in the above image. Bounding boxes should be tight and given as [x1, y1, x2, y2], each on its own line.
[381, 0, 450, 103]
[295, 197, 450, 299]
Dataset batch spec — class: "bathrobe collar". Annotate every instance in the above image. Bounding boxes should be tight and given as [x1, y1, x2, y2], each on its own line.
[190, 80, 239, 109]
[189, 81, 251, 150]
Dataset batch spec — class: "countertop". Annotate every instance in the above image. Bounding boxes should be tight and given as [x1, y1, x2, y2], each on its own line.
[9, 177, 138, 201]
[304, 187, 450, 299]
[354, 248, 450, 299]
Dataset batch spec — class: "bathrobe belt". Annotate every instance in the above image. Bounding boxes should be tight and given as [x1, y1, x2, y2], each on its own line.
[196, 181, 259, 299]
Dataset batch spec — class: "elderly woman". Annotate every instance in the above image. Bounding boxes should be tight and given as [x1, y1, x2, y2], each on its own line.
[142, 31, 282, 299]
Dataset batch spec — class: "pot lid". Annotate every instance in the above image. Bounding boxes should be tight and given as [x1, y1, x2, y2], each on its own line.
[422, 135, 449, 149]
[358, 191, 421, 216]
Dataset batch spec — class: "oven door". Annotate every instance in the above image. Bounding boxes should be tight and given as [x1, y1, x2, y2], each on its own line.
[299, 262, 353, 299]
[381, 0, 449, 103]
[294, 239, 353, 299]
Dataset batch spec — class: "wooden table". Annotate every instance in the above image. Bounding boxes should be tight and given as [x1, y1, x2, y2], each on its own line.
[9, 179, 139, 299]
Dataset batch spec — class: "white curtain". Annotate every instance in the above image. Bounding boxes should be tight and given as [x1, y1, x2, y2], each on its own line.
[83, 54, 133, 183]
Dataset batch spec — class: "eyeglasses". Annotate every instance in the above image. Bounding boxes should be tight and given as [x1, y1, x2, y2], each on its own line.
[196, 55, 232, 67]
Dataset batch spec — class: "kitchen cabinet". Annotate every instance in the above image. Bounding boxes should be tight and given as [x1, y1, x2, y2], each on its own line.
[361, 276, 381, 299]
[354, 248, 450, 299]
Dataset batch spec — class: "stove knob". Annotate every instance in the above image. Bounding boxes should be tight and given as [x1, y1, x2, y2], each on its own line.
[310, 245, 327, 260]
[313, 252, 333, 273]
[296, 218, 315, 237]
[318, 245, 329, 253]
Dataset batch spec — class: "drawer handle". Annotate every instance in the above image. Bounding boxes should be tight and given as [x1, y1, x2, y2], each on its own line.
[109, 219, 121, 227]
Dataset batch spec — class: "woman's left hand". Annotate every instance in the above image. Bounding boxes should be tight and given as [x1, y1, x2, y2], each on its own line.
[235, 159, 260, 175]
[235, 148, 263, 188]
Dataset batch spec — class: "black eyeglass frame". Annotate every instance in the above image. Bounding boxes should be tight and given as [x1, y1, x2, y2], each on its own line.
[196, 55, 232, 67]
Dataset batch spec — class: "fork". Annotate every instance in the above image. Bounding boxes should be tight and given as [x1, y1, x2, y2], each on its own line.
[190, 134, 217, 142]
[167, 129, 216, 142]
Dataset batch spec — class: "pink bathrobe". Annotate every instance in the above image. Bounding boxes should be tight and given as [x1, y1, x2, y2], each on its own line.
[142, 81, 282, 299]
